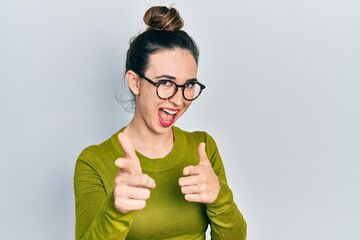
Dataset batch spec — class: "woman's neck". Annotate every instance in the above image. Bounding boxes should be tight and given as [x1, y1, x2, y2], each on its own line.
[123, 120, 174, 159]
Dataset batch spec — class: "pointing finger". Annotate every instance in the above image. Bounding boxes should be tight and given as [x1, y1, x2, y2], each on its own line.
[123, 174, 156, 189]
[198, 142, 210, 166]
[118, 132, 136, 159]
[114, 172, 156, 189]
[179, 174, 203, 186]
[183, 165, 202, 176]
[118, 132, 142, 173]
[115, 157, 133, 173]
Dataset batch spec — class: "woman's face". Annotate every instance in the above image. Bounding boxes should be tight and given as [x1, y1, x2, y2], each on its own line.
[134, 48, 197, 135]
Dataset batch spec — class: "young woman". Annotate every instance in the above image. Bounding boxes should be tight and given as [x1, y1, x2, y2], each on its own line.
[74, 6, 247, 240]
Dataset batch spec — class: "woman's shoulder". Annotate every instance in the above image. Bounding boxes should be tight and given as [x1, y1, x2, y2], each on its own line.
[173, 126, 217, 145]
[74, 132, 121, 190]
[76, 131, 121, 165]
[174, 125, 206, 136]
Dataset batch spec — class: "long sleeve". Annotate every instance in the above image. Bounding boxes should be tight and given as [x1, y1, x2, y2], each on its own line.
[206, 180, 247, 240]
[204, 135, 247, 240]
[74, 149, 134, 240]
[74, 128, 247, 239]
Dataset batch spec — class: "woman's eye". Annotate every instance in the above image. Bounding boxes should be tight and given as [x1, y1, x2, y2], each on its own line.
[160, 81, 173, 87]
[186, 83, 195, 89]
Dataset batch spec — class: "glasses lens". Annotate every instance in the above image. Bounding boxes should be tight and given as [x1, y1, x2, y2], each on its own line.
[156, 80, 204, 100]
[184, 82, 202, 100]
[157, 81, 177, 99]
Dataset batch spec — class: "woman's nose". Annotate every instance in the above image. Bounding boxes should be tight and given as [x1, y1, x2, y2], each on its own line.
[169, 88, 185, 106]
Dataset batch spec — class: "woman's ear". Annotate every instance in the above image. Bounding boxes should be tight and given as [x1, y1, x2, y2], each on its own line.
[126, 70, 140, 95]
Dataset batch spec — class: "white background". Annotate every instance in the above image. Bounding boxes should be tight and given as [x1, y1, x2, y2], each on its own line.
[1, 0, 359, 239]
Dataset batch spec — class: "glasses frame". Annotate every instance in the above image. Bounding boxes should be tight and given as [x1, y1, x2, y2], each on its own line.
[138, 73, 206, 101]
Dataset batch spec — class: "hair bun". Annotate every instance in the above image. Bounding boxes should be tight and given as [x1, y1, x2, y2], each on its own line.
[143, 6, 184, 31]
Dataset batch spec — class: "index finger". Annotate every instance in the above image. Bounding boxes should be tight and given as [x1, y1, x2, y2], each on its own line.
[118, 132, 142, 173]
[183, 165, 202, 176]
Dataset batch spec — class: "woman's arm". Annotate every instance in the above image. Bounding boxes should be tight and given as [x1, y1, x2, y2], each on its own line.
[74, 150, 135, 240]
[205, 135, 247, 240]
[206, 180, 247, 240]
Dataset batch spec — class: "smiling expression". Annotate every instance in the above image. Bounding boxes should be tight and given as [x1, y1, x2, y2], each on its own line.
[131, 48, 198, 135]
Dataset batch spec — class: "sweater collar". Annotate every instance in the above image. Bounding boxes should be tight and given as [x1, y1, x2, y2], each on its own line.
[111, 126, 186, 172]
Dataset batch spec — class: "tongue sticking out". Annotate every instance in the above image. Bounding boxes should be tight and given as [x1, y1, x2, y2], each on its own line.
[158, 109, 176, 127]
[160, 109, 174, 121]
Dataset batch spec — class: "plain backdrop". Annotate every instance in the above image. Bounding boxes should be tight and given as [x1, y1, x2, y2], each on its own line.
[1, 0, 359, 239]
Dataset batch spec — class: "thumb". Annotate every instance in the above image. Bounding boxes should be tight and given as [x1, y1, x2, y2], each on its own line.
[118, 132, 142, 173]
[198, 142, 210, 166]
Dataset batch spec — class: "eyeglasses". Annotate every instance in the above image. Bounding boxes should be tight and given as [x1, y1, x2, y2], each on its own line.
[138, 73, 206, 101]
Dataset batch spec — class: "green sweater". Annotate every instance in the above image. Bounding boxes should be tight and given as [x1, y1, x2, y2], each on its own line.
[74, 126, 247, 239]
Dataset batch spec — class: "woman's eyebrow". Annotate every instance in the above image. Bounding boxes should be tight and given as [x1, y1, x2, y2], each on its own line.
[154, 74, 176, 80]
[186, 78, 198, 83]
[154, 75, 198, 82]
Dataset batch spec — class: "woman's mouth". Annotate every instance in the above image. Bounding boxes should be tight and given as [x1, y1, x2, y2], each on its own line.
[158, 108, 179, 127]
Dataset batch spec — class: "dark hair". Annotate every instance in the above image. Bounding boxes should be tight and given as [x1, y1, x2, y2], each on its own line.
[125, 6, 199, 75]
[118, 6, 199, 112]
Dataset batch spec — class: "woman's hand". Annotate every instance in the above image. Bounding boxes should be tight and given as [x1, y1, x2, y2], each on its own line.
[178, 143, 220, 204]
[114, 132, 156, 214]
